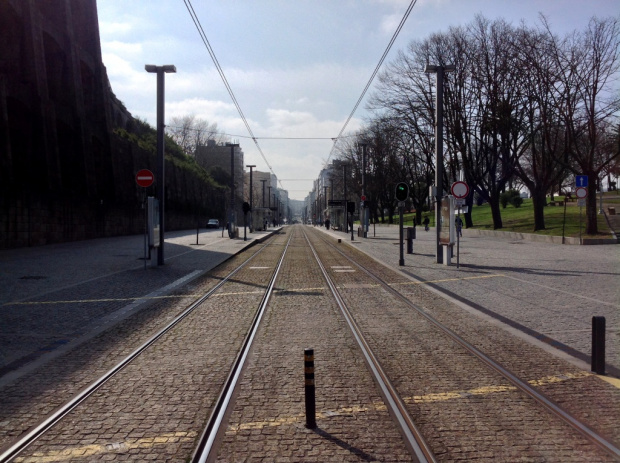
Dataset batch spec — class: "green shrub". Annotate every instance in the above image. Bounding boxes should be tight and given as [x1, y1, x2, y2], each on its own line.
[500, 190, 523, 208]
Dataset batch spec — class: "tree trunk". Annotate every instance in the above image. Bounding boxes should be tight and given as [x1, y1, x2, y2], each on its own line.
[464, 191, 474, 228]
[531, 189, 547, 231]
[489, 196, 503, 229]
[586, 182, 598, 235]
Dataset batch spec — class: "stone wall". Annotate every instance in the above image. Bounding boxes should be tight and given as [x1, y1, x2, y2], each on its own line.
[0, 0, 224, 249]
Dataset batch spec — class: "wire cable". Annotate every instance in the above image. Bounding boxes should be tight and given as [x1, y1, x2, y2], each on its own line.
[166, 126, 345, 140]
[182, 0, 283, 188]
[325, 0, 418, 164]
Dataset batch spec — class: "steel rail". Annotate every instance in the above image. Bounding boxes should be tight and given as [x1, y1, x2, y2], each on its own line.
[0, 238, 276, 463]
[311, 228, 620, 460]
[302, 228, 436, 463]
[191, 232, 293, 463]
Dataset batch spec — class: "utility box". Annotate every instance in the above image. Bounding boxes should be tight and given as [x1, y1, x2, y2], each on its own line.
[147, 196, 160, 248]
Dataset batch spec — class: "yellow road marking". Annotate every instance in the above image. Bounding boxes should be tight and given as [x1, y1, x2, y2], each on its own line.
[390, 274, 505, 287]
[225, 371, 594, 433]
[598, 375, 620, 388]
[4, 287, 331, 306]
[12, 432, 197, 463]
[12, 371, 600, 462]
[2, 295, 202, 306]
[4, 274, 502, 306]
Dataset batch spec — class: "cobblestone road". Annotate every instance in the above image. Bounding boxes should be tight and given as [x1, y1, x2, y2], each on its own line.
[0, 225, 618, 462]
[320, 223, 620, 375]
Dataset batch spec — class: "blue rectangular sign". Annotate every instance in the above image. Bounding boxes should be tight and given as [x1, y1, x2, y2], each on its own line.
[576, 175, 588, 187]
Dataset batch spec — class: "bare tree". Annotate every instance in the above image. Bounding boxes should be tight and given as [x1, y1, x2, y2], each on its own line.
[549, 16, 620, 234]
[166, 115, 228, 158]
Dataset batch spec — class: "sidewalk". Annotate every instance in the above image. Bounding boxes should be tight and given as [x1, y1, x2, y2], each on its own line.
[0, 227, 279, 382]
[315, 223, 620, 376]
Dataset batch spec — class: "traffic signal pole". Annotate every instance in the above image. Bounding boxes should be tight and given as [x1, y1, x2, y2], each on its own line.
[399, 205, 404, 266]
[425, 64, 455, 264]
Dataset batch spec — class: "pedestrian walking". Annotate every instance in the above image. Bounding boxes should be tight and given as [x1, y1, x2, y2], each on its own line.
[423, 216, 430, 231]
[455, 215, 463, 237]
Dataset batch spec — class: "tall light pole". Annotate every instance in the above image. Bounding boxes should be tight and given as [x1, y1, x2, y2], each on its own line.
[227, 143, 239, 238]
[343, 163, 348, 234]
[145, 64, 176, 266]
[260, 179, 267, 229]
[425, 64, 455, 264]
[246, 165, 256, 232]
[361, 143, 368, 238]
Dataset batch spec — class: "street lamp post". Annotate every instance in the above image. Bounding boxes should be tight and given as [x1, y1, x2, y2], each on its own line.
[361, 143, 368, 238]
[260, 179, 266, 230]
[227, 143, 239, 238]
[145, 64, 176, 266]
[425, 63, 455, 264]
[246, 165, 256, 232]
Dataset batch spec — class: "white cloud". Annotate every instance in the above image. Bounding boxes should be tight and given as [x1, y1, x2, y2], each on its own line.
[99, 21, 133, 36]
[102, 40, 142, 56]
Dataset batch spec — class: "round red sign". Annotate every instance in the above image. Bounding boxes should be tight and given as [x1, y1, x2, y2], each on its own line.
[136, 169, 154, 188]
[451, 181, 469, 199]
[361, 195, 366, 201]
[575, 187, 587, 199]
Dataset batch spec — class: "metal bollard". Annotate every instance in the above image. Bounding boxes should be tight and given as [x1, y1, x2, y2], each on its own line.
[406, 227, 414, 254]
[304, 348, 316, 428]
[591, 316, 606, 375]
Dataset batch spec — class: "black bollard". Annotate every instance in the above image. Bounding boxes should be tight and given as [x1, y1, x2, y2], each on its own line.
[304, 348, 316, 428]
[591, 316, 606, 375]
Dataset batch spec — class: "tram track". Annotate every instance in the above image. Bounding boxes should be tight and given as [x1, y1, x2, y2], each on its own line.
[301, 227, 436, 463]
[303, 226, 620, 461]
[1, 225, 618, 461]
[0, 231, 292, 462]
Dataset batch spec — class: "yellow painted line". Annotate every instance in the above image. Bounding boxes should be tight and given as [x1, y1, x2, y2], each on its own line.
[211, 290, 265, 297]
[274, 287, 327, 293]
[2, 295, 202, 307]
[16, 371, 599, 462]
[224, 371, 593, 434]
[4, 275, 503, 306]
[390, 274, 505, 286]
[598, 375, 620, 388]
[12, 431, 197, 463]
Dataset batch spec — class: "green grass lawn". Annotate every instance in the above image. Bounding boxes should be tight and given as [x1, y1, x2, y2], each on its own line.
[386, 193, 616, 239]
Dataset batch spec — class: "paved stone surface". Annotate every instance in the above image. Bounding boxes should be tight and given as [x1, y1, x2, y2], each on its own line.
[0, 227, 274, 381]
[216, 227, 413, 462]
[317, 223, 620, 376]
[1, 225, 618, 462]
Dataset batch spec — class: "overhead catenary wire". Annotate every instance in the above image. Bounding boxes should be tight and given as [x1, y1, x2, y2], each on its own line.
[166, 125, 351, 141]
[182, 0, 284, 189]
[325, 0, 418, 165]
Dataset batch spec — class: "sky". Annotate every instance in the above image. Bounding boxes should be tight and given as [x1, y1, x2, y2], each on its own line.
[97, 0, 619, 201]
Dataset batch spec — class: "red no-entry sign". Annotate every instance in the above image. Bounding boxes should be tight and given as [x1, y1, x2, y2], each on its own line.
[451, 181, 469, 199]
[136, 169, 154, 188]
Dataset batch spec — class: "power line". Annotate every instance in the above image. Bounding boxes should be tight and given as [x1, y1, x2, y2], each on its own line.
[325, 0, 418, 165]
[182, 0, 284, 189]
[166, 125, 346, 140]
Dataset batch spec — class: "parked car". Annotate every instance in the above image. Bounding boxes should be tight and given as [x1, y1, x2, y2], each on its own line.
[207, 219, 220, 229]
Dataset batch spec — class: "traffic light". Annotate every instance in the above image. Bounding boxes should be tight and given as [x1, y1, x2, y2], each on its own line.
[395, 182, 409, 201]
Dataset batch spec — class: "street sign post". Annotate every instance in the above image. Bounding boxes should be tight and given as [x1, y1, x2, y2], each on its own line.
[575, 187, 588, 245]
